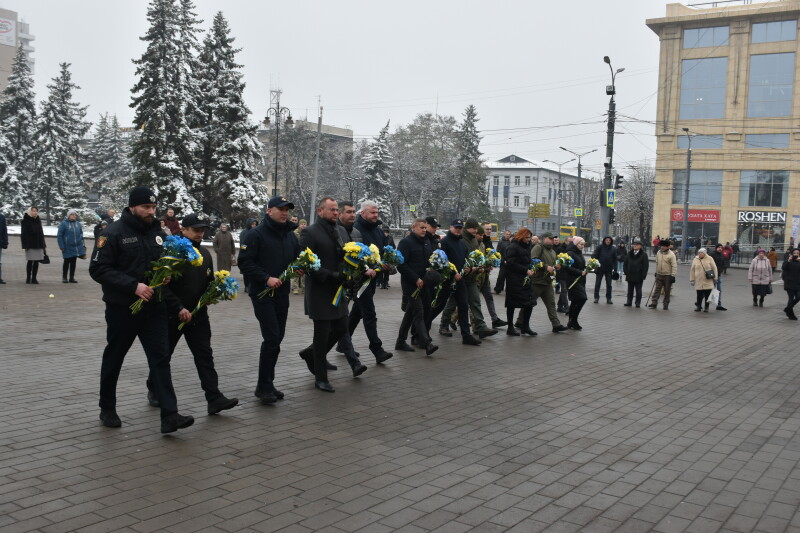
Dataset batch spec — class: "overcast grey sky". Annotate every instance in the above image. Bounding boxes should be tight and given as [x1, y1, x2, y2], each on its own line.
[2, 0, 675, 176]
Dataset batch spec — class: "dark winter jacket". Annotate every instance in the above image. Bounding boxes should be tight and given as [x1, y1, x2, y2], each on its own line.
[782, 257, 800, 291]
[563, 243, 587, 297]
[623, 248, 649, 283]
[504, 240, 534, 308]
[238, 216, 300, 301]
[424, 231, 440, 250]
[396, 232, 432, 295]
[496, 236, 510, 258]
[354, 215, 385, 249]
[709, 249, 725, 273]
[591, 237, 616, 273]
[21, 212, 46, 250]
[439, 230, 468, 271]
[299, 218, 349, 320]
[89, 208, 167, 307]
[164, 243, 214, 321]
[0, 213, 8, 249]
[482, 235, 493, 249]
[384, 232, 396, 249]
[57, 217, 86, 259]
[238, 218, 258, 249]
[337, 219, 362, 242]
[615, 245, 627, 262]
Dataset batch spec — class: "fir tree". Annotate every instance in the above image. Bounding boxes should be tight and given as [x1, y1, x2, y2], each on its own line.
[30, 63, 90, 223]
[104, 115, 133, 209]
[195, 12, 265, 223]
[361, 120, 394, 216]
[0, 45, 37, 180]
[0, 129, 28, 221]
[456, 105, 490, 219]
[84, 113, 110, 192]
[130, 0, 201, 213]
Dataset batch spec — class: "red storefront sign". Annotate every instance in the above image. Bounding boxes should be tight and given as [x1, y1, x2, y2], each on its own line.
[670, 209, 720, 223]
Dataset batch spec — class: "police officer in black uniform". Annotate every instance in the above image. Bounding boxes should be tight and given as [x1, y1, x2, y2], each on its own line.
[145, 213, 239, 415]
[89, 186, 194, 433]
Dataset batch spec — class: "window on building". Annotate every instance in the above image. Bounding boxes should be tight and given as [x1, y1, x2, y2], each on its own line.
[737, 222, 785, 249]
[680, 57, 728, 119]
[513, 196, 520, 207]
[514, 176, 520, 186]
[503, 197, 508, 207]
[524, 195, 530, 206]
[752, 20, 797, 43]
[744, 133, 790, 149]
[492, 185, 498, 197]
[672, 170, 723, 206]
[677, 135, 724, 149]
[739, 170, 788, 207]
[525, 176, 531, 186]
[684, 26, 729, 48]
[748, 53, 795, 117]
[493, 176, 499, 186]
[503, 185, 510, 198]
[504, 176, 510, 186]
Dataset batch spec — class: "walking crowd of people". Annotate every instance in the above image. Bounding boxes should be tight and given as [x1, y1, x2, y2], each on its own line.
[3, 187, 798, 433]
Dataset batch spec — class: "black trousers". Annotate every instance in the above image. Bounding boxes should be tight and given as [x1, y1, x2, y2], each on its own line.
[786, 289, 800, 310]
[626, 281, 643, 306]
[251, 294, 289, 393]
[431, 280, 471, 337]
[399, 290, 431, 346]
[568, 284, 588, 324]
[100, 302, 177, 418]
[494, 265, 507, 292]
[313, 316, 349, 382]
[696, 289, 712, 306]
[347, 280, 384, 356]
[594, 270, 613, 301]
[62, 257, 77, 280]
[147, 315, 221, 402]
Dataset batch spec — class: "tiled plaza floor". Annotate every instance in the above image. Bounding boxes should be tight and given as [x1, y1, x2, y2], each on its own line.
[1, 237, 799, 532]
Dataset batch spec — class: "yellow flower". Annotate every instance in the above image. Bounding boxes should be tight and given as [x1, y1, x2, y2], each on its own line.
[369, 243, 381, 263]
[191, 248, 204, 267]
[449, 262, 458, 272]
[215, 270, 230, 280]
[343, 242, 361, 254]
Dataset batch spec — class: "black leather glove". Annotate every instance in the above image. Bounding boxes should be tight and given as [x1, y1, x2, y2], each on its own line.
[670, 275, 676, 283]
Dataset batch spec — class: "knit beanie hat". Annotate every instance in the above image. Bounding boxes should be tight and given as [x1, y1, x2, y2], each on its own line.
[464, 218, 480, 230]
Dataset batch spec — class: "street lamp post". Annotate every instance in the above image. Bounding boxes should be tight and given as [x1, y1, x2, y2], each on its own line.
[681, 127, 693, 262]
[263, 89, 293, 198]
[560, 147, 597, 228]
[543, 158, 575, 236]
[601, 56, 624, 240]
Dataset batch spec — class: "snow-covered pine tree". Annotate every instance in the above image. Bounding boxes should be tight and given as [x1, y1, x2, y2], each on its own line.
[84, 113, 110, 194]
[130, 0, 201, 214]
[456, 104, 490, 219]
[196, 12, 265, 224]
[360, 120, 394, 218]
[30, 63, 90, 224]
[104, 115, 133, 209]
[0, 45, 37, 181]
[0, 128, 28, 221]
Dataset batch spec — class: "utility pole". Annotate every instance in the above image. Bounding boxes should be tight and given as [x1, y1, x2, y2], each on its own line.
[560, 147, 598, 229]
[543, 158, 574, 236]
[681, 128, 692, 262]
[310, 102, 323, 224]
[601, 57, 624, 239]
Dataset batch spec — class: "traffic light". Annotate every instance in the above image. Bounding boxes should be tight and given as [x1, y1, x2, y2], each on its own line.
[614, 175, 624, 189]
[608, 209, 616, 224]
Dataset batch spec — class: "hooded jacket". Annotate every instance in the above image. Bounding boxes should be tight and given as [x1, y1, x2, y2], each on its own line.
[591, 236, 616, 273]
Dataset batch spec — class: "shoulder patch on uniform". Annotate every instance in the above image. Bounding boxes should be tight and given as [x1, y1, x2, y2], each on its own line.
[155, 236, 163, 245]
[97, 236, 107, 249]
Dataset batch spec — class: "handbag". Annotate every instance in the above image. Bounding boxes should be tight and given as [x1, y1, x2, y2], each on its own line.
[767, 283, 773, 294]
[40, 253, 50, 264]
[704, 269, 715, 280]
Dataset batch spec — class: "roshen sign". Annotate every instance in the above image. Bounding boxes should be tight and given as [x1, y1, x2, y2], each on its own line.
[737, 211, 786, 224]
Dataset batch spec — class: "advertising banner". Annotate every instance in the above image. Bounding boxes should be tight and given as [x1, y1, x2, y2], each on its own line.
[670, 209, 720, 223]
[0, 18, 15, 47]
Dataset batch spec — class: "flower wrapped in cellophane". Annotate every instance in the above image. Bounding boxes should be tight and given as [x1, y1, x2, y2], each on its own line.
[484, 249, 502, 268]
[333, 241, 373, 306]
[411, 248, 446, 299]
[430, 250, 460, 306]
[460, 249, 486, 279]
[523, 258, 543, 286]
[357, 244, 405, 298]
[381, 245, 405, 268]
[179, 270, 239, 330]
[130, 234, 203, 314]
[569, 257, 600, 289]
[555, 252, 573, 269]
[258, 247, 320, 298]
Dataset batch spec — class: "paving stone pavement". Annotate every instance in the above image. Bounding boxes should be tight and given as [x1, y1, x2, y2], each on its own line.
[1, 237, 800, 533]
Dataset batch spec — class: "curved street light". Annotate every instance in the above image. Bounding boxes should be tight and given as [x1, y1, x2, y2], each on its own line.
[264, 89, 294, 197]
[543, 158, 575, 234]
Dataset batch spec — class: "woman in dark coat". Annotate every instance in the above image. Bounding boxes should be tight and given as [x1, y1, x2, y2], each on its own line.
[623, 239, 649, 307]
[504, 228, 535, 336]
[563, 237, 588, 330]
[21, 206, 46, 284]
[781, 248, 800, 320]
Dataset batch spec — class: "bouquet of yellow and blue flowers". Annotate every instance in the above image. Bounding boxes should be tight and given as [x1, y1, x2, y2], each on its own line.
[258, 247, 320, 299]
[484, 249, 502, 268]
[357, 244, 405, 298]
[555, 252, 573, 269]
[411, 249, 446, 299]
[569, 257, 601, 289]
[333, 241, 373, 306]
[179, 270, 239, 330]
[130, 234, 203, 314]
[380, 245, 405, 269]
[460, 249, 486, 278]
[523, 258, 543, 286]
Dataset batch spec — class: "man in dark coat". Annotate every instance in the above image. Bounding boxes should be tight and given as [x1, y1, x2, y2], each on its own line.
[348, 200, 393, 364]
[378, 227, 396, 289]
[553, 235, 570, 313]
[89, 186, 193, 433]
[395, 219, 438, 355]
[146, 213, 239, 414]
[0, 211, 7, 284]
[298, 197, 351, 392]
[494, 230, 512, 294]
[708, 243, 728, 311]
[239, 197, 302, 403]
[623, 238, 649, 307]
[592, 236, 617, 303]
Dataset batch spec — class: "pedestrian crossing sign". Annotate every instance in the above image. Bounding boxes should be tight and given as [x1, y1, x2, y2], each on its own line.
[605, 189, 616, 208]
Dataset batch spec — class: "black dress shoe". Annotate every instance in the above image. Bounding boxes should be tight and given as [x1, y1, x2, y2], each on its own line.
[623, 303, 632, 307]
[477, 328, 498, 338]
[572, 322, 583, 330]
[69, 279, 78, 283]
[439, 328, 453, 337]
[147, 390, 160, 407]
[394, 341, 415, 352]
[375, 351, 393, 364]
[520, 327, 538, 336]
[62, 279, 68, 283]
[506, 326, 520, 336]
[425, 343, 438, 356]
[161, 413, 195, 433]
[352, 363, 367, 377]
[99, 409, 121, 428]
[716, 305, 727, 311]
[462, 335, 481, 345]
[492, 318, 507, 328]
[299, 349, 315, 375]
[208, 396, 239, 414]
[254, 389, 277, 404]
[410, 337, 418, 346]
[326, 360, 338, 371]
[315, 381, 335, 392]
[552, 325, 567, 333]
[273, 389, 285, 399]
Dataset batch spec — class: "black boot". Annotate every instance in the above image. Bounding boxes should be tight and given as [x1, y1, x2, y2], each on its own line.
[759, 296, 764, 307]
[26, 261, 32, 284]
[704, 301, 709, 312]
[30, 261, 39, 284]
[519, 306, 537, 336]
[754, 296, 758, 307]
